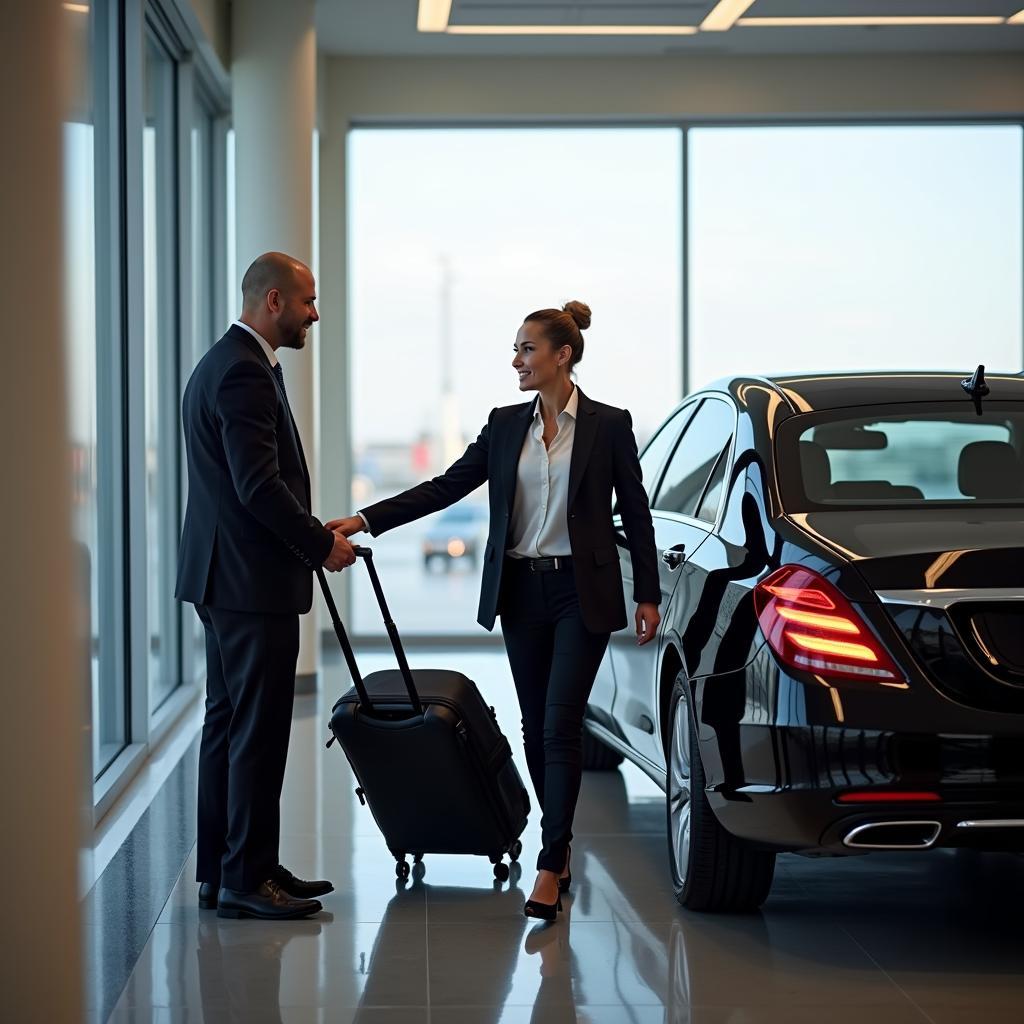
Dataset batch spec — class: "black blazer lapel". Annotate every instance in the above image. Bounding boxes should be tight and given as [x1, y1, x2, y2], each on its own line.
[501, 398, 537, 515]
[269, 373, 312, 497]
[567, 388, 599, 511]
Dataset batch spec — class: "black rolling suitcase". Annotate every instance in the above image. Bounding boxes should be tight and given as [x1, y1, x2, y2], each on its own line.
[319, 547, 530, 881]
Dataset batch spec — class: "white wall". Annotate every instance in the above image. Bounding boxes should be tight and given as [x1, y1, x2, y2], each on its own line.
[1, 1, 83, 1019]
[323, 53, 1024, 121]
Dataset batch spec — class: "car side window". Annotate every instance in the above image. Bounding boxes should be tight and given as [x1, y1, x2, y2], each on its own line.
[638, 404, 696, 503]
[695, 443, 731, 524]
[654, 398, 735, 518]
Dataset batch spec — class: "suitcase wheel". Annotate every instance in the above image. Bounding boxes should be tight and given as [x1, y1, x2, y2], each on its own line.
[493, 861, 510, 883]
[395, 858, 411, 880]
[509, 840, 522, 862]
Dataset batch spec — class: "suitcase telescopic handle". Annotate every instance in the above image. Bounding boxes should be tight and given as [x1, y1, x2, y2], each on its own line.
[316, 567, 374, 713]
[352, 546, 424, 714]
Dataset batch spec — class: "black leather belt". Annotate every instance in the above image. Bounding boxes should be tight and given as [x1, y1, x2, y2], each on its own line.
[517, 555, 573, 573]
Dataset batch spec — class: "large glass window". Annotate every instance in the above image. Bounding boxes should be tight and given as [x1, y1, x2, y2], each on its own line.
[688, 125, 1024, 389]
[226, 127, 236, 328]
[143, 33, 182, 711]
[65, 0, 125, 775]
[185, 99, 217, 687]
[191, 105, 214, 358]
[348, 127, 683, 635]
[62, 3, 229, 797]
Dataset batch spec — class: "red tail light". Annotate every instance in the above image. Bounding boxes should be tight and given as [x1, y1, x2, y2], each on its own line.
[753, 566, 904, 683]
[837, 791, 941, 804]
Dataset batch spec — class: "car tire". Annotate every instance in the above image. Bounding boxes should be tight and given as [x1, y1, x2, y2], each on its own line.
[666, 675, 775, 912]
[581, 724, 624, 770]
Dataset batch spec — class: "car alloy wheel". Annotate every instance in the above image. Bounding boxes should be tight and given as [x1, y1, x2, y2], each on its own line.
[664, 673, 777, 912]
[666, 674, 692, 892]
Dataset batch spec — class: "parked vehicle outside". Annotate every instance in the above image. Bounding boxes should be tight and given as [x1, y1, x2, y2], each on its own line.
[422, 502, 488, 572]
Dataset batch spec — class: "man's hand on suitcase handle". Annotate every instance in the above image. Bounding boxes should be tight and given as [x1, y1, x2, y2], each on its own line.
[323, 529, 357, 571]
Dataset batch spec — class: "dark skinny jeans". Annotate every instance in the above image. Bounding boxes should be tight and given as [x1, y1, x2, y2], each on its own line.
[499, 558, 610, 874]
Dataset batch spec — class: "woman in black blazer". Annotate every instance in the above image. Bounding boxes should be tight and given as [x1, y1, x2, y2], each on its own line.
[332, 302, 661, 920]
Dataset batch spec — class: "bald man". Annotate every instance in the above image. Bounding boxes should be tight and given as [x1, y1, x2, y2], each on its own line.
[176, 252, 354, 920]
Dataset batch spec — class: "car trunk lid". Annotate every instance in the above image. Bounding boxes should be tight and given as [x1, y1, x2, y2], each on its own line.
[787, 508, 1024, 710]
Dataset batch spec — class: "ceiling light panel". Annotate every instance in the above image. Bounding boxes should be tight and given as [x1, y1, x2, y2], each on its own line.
[745, 0, 1015, 19]
[739, 16, 1005, 26]
[418, 0, 454, 31]
[702, 0, 757, 31]
[445, 0, 713, 30]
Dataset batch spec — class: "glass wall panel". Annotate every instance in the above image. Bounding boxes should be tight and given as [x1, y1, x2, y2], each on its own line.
[688, 125, 1023, 389]
[64, 1, 125, 775]
[191, 108, 214, 357]
[348, 128, 682, 635]
[185, 102, 215, 687]
[143, 33, 182, 711]
[226, 127, 236, 323]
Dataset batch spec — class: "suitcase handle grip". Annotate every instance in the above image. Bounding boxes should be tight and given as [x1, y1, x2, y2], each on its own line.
[316, 567, 374, 713]
[352, 546, 424, 715]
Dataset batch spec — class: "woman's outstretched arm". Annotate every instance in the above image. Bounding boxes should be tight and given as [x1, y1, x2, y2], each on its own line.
[329, 409, 496, 539]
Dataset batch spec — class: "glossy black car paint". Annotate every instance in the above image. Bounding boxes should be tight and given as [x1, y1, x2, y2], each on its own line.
[586, 372, 1024, 856]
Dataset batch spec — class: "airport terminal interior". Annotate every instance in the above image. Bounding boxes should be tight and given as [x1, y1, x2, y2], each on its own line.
[4, 0, 1024, 1021]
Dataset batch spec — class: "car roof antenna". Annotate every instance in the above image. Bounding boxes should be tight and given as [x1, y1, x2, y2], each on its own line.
[960, 363, 989, 416]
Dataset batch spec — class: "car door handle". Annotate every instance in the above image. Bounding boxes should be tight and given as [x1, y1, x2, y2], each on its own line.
[661, 544, 686, 571]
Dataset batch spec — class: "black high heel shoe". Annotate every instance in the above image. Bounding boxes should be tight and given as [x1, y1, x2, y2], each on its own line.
[523, 894, 563, 921]
[558, 844, 572, 894]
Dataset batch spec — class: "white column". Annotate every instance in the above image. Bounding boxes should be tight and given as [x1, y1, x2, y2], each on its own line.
[316, 57, 353, 625]
[0, 2, 83, 1021]
[233, 0, 321, 688]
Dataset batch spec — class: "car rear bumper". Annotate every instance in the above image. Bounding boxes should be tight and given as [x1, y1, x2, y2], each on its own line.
[710, 781, 1024, 854]
[700, 717, 1024, 853]
[690, 648, 1024, 853]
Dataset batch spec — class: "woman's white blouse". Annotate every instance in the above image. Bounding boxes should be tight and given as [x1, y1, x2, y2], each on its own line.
[507, 386, 578, 559]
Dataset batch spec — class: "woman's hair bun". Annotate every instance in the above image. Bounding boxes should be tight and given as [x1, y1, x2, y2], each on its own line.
[562, 300, 591, 332]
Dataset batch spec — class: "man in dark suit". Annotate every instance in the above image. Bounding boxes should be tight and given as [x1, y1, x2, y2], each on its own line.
[176, 251, 355, 920]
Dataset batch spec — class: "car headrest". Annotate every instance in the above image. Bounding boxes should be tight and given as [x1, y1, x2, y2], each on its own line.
[958, 441, 1022, 498]
[829, 481, 925, 501]
[799, 441, 832, 501]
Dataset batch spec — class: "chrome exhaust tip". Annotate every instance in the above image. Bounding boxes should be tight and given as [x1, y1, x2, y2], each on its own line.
[842, 820, 942, 850]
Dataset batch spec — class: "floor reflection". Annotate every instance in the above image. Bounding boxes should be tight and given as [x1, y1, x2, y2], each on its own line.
[194, 918, 323, 1024]
[108, 651, 1024, 1023]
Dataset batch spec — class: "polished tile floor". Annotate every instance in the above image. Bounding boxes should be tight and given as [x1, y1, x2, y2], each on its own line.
[106, 651, 1024, 1023]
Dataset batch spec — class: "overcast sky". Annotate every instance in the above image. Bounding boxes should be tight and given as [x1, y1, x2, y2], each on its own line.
[347, 124, 1022, 454]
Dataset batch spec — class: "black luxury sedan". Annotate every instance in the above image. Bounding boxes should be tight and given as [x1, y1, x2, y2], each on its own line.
[583, 369, 1024, 912]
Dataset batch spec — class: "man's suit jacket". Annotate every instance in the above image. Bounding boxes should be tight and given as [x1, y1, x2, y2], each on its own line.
[361, 389, 661, 634]
[175, 325, 334, 615]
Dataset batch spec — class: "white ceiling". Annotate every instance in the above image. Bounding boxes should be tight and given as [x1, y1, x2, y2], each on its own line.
[316, 0, 1024, 56]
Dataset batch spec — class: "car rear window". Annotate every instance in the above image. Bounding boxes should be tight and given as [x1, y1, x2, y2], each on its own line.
[778, 402, 1024, 509]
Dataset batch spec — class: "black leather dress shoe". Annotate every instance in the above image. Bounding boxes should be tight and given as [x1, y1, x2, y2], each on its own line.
[198, 882, 218, 909]
[272, 864, 334, 899]
[216, 880, 322, 920]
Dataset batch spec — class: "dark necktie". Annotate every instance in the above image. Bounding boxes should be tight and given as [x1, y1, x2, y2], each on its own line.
[272, 362, 288, 404]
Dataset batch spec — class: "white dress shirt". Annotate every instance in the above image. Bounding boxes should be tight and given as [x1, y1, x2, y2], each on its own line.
[507, 386, 577, 559]
[234, 319, 278, 368]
